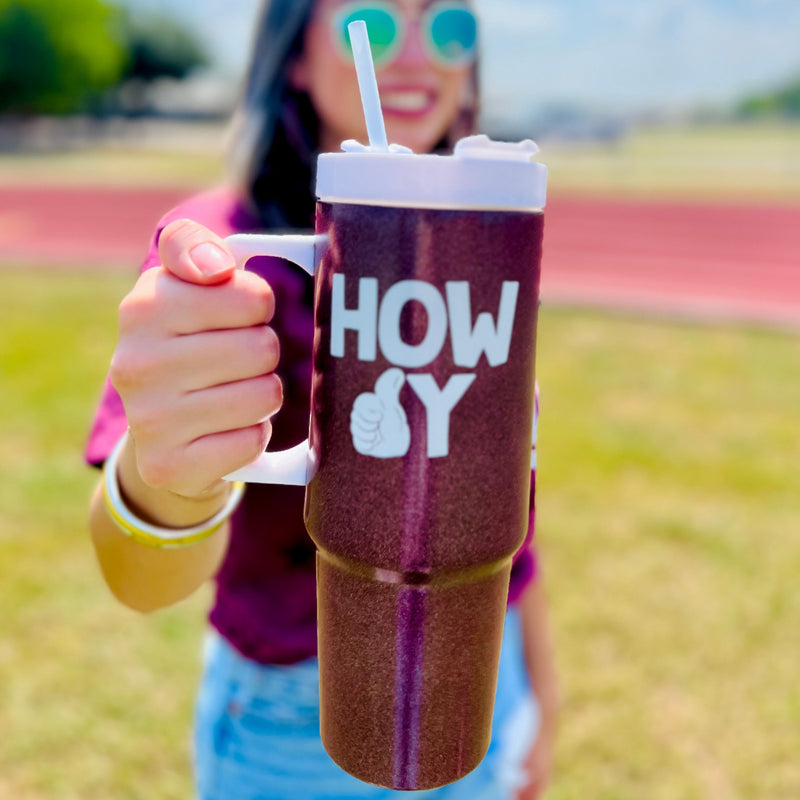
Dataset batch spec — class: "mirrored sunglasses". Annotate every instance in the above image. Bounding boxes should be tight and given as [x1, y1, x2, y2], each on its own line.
[331, 1, 478, 69]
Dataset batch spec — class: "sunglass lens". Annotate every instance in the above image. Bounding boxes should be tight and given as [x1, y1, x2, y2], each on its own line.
[429, 7, 477, 64]
[340, 6, 399, 65]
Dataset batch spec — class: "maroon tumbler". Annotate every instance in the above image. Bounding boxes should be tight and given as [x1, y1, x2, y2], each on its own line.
[226, 135, 547, 790]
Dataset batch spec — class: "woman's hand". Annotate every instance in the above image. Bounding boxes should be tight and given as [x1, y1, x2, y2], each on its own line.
[514, 722, 556, 800]
[515, 578, 560, 799]
[110, 218, 282, 500]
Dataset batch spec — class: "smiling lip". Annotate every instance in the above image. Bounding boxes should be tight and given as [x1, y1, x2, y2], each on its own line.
[379, 87, 438, 118]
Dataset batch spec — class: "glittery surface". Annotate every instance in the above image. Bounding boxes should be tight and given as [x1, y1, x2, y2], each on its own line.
[307, 202, 544, 789]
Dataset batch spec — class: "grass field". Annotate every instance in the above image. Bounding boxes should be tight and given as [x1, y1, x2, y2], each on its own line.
[1, 265, 798, 799]
[0, 120, 226, 189]
[1, 120, 798, 200]
[541, 121, 800, 201]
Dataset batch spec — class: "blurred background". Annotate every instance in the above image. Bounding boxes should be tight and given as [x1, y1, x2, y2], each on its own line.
[1, 0, 798, 798]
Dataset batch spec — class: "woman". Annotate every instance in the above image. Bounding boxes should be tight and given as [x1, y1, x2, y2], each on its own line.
[87, 1, 559, 797]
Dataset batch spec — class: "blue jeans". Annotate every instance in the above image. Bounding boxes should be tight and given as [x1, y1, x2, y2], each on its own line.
[194, 609, 538, 800]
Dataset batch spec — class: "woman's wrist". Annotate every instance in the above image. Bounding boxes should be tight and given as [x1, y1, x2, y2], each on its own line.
[115, 432, 236, 531]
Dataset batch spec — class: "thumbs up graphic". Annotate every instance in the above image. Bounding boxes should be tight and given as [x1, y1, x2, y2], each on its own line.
[350, 368, 411, 458]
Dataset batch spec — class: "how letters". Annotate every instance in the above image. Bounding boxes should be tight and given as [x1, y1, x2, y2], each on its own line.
[332, 275, 519, 459]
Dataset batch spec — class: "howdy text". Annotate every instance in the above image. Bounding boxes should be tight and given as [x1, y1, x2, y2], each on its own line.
[332, 275, 519, 459]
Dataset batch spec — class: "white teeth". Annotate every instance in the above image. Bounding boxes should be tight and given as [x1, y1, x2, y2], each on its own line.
[381, 91, 431, 111]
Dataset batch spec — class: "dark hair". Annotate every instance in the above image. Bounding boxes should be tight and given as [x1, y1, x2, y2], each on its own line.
[228, 0, 479, 229]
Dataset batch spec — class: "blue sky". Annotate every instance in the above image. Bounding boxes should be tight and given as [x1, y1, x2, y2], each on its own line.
[118, 0, 800, 121]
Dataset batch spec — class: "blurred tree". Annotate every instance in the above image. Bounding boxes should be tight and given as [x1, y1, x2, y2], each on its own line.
[113, 11, 208, 114]
[0, 1, 208, 116]
[120, 12, 207, 84]
[737, 72, 800, 119]
[0, 0, 125, 114]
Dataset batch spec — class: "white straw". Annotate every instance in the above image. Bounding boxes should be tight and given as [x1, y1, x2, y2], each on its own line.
[348, 20, 389, 151]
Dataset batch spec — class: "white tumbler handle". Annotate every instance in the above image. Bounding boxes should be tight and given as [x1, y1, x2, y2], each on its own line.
[222, 232, 328, 486]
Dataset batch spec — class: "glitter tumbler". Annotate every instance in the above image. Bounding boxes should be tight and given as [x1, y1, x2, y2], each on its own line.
[225, 134, 547, 789]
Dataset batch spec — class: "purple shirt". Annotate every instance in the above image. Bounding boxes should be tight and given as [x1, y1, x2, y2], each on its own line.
[86, 187, 538, 665]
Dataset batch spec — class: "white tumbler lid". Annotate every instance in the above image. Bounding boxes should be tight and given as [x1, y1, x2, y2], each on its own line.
[315, 135, 547, 212]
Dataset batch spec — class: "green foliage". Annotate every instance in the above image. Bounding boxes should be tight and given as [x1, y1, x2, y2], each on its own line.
[737, 72, 800, 119]
[0, 1, 208, 115]
[119, 12, 207, 83]
[0, 0, 126, 114]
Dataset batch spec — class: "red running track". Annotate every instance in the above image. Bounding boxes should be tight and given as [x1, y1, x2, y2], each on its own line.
[543, 196, 799, 329]
[1, 186, 798, 329]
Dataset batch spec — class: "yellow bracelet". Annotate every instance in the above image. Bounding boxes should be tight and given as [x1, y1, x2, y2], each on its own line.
[103, 433, 245, 549]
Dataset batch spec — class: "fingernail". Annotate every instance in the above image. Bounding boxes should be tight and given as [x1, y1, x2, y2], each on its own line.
[190, 242, 234, 276]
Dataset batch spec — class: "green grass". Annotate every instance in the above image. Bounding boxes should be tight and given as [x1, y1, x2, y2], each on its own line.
[1, 268, 798, 798]
[536, 310, 800, 800]
[0, 146, 225, 189]
[542, 121, 800, 201]
[0, 270, 211, 800]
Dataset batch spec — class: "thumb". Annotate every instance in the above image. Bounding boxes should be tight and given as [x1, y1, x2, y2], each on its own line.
[158, 219, 237, 286]
[373, 368, 405, 403]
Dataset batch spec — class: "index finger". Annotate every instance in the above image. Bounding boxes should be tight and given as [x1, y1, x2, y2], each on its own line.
[145, 268, 276, 335]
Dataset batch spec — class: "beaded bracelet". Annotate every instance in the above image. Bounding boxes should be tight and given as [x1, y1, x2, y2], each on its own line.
[103, 432, 245, 549]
